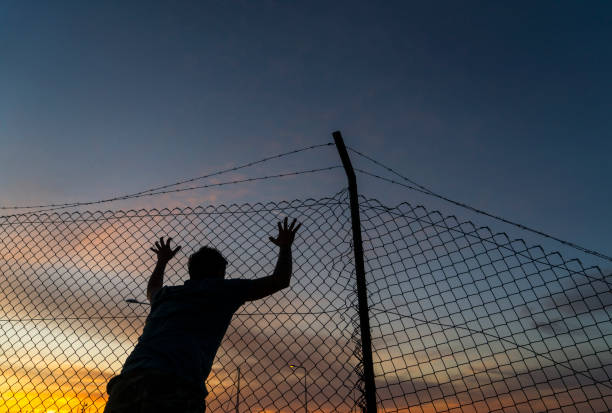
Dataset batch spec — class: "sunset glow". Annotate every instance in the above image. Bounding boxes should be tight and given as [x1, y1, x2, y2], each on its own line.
[2, 1, 612, 412]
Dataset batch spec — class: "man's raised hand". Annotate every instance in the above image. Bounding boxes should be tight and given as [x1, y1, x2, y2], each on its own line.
[150, 237, 181, 263]
[269, 217, 302, 248]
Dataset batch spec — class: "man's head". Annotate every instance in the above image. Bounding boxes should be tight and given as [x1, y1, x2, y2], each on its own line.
[188, 246, 227, 280]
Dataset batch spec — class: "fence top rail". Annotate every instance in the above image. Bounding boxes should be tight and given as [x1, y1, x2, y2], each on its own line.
[0, 189, 350, 224]
[0, 189, 606, 278]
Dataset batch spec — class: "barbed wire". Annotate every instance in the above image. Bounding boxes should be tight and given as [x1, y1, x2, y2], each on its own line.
[355, 167, 612, 264]
[1, 137, 611, 413]
[347, 146, 434, 195]
[2, 165, 342, 217]
[0, 142, 334, 212]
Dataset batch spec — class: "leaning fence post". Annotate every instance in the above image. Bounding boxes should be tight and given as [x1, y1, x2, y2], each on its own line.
[333, 130, 377, 413]
[235, 366, 241, 413]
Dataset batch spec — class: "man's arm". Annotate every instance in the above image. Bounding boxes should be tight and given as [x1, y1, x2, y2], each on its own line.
[243, 217, 301, 302]
[147, 237, 181, 302]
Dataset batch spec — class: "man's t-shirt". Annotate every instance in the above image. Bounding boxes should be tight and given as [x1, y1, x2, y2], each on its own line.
[121, 278, 254, 396]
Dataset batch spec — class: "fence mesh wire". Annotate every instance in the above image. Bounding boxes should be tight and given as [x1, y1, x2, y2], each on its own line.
[0, 191, 610, 412]
[0, 192, 361, 412]
[359, 197, 612, 413]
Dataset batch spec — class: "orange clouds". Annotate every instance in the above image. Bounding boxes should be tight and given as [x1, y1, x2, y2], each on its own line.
[2, 196, 611, 413]
[1, 364, 111, 413]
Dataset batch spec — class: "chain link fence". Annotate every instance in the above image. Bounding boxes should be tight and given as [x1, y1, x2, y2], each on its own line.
[0, 191, 362, 412]
[1, 191, 611, 412]
[360, 197, 612, 412]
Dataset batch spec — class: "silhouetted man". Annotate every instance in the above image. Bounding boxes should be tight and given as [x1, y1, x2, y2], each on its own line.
[103, 217, 301, 413]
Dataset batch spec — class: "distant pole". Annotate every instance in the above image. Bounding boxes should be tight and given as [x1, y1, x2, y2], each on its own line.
[235, 366, 241, 413]
[333, 130, 377, 413]
[290, 364, 308, 413]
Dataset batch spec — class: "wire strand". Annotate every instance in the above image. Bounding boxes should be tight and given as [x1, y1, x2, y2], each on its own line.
[371, 306, 612, 391]
[0, 307, 352, 322]
[3, 166, 342, 217]
[0, 200, 349, 225]
[355, 167, 612, 264]
[347, 146, 434, 194]
[360, 202, 612, 288]
[0, 142, 334, 211]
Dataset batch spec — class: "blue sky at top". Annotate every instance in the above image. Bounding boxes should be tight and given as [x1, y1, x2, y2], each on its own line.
[0, 0, 610, 267]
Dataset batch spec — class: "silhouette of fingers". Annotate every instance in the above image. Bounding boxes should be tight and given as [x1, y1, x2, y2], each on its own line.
[292, 223, 302, 234]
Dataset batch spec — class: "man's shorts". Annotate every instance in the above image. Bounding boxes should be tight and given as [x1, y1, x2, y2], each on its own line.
[103, 369, 206, 413]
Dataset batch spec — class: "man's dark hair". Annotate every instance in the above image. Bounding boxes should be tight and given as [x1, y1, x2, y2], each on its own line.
[188, 246, 228, 280]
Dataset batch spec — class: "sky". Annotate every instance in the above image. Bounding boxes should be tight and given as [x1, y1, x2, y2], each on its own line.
[0, 0, 611, 263]
[1, 1, 612, 411]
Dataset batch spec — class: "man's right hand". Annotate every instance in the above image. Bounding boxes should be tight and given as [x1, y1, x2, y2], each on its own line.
[269, 217, 301, 248]
[242, 217, 301, 302]
[150, 237, 181, 263]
